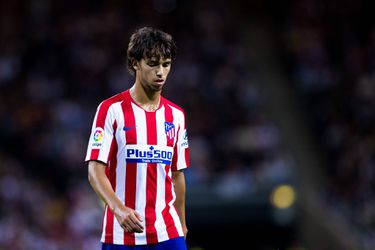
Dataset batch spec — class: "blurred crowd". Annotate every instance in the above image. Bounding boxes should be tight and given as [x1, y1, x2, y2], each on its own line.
[0, 0, 292, 249]
[280, 0, 375, 247]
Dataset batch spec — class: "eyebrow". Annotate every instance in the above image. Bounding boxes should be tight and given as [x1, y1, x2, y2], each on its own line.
[146, 58, 171, 63]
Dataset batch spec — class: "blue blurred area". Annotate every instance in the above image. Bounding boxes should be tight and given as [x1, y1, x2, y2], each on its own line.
[0, 0, 373, 249]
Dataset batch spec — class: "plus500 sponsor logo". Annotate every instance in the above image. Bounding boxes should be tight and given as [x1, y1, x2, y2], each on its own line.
[126, 146, 173, 164]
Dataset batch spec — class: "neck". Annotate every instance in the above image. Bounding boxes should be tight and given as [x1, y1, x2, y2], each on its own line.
[130, 82, 161, 111]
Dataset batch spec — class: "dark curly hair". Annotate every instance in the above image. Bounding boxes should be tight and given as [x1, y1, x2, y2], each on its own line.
[127, 27, 177, 76]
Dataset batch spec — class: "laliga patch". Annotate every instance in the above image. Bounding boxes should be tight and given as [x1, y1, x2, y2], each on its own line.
[92, 127, 104, 148]
[180, 129, 189, 148]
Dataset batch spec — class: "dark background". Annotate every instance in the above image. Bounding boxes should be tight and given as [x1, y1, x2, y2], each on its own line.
[0, 0, 374, 249]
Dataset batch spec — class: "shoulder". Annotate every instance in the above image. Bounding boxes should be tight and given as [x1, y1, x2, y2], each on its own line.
[162, 97, 185, 114]
[162, 97, 187, 125]
[100, 92, 126, 107]
[97, 92, 126, 111]
[94, 92, 127, 121]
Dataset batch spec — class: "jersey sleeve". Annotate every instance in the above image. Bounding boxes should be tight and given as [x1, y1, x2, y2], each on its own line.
[85, 101, 116, 165]
[171, 111, 189, 171]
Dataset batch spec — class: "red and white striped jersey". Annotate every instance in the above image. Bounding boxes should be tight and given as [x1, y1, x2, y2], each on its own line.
[85, 90, 189, 245]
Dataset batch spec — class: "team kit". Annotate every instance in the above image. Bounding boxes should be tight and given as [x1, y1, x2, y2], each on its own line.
[85, 90, 189, 245]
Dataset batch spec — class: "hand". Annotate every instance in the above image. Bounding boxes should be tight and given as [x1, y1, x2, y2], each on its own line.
[182, 226, 188, 239]
[113, 205, 144, 233]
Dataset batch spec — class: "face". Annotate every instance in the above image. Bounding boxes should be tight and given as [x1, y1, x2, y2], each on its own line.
[134, 56, 172, 92]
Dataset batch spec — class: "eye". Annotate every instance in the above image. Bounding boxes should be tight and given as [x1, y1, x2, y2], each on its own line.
[147, 61, 158, 67]
[163, 62, 171, 67]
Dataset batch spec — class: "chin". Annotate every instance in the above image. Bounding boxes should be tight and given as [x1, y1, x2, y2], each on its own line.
[151, 84, 164, 91]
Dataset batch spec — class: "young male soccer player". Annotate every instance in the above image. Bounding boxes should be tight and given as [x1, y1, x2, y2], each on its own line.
[85, 27, 189, 250]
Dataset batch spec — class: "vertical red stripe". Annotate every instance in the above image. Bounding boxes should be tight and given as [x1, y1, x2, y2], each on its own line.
[162, 164, 180, 239]
[170, 126, 180, 171]
[121, 94, 137, 245]
[104, 121, 118, 243]
[145, 112, 158, 243]
[163, 104, 180, 238]
[106, 121, 118, 190]
[171, 145, 178, 171]
[164, 104, 174, 147]
[185, 148, 190, 168]
[104, 207, 114, 243]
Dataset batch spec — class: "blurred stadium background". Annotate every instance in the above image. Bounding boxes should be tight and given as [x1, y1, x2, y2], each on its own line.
[0, 0, 374, 249]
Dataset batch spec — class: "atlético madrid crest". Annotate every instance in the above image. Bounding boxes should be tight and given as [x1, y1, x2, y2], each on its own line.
[164, 122, 175, 140]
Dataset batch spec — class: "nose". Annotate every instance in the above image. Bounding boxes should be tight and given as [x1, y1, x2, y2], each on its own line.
[156, 65, 163, 77]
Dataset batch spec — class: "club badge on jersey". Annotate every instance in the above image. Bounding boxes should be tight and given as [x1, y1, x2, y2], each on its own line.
[164, 122, 175, 140]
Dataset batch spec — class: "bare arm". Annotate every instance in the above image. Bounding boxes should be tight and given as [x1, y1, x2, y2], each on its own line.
[88, 160, 144, 233]
[172, 170, 188, 238]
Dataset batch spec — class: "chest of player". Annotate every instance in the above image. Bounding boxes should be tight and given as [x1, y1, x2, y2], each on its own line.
[114, 117, 178, 146]
[113, 108, 179, 162]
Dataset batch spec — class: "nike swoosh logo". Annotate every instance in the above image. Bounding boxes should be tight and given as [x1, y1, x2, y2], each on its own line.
[123, 126, 137, 131]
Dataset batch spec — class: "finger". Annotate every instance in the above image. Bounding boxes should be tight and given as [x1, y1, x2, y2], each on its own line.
[129, 221, 144, 232]
[123, 225, 137, 233]
[132, 227, 143, 233]
[134, 211, 143, 222]
[124, 218, 143, 233]
[125, 219, 137, 230]
[130, 215, 144, 230]
[120, 218, 133, 232]
[123, 225, 129, 233]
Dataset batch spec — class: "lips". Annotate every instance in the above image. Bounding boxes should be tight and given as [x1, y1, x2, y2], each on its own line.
[154, 79, 164, 84]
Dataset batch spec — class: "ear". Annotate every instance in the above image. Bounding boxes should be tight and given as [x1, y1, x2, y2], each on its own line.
[132, 59, 140, 71]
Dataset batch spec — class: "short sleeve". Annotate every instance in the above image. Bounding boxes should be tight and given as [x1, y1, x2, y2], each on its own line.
[85, 101, 116, 165]
[171, 112, 189, 171]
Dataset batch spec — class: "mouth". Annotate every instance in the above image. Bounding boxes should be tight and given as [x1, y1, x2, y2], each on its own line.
[154, 79, 164, 84]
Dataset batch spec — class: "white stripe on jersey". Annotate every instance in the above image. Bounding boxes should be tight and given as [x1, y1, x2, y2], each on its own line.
[171, 106, 187, 171]
[132, 103, 148, 245]
[112, 103, 126, 244]
[101, 206, 108, 242]
[113, 139, 126, 243]
[154, 107, 168, 242]
[97, 107, 113, 162]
